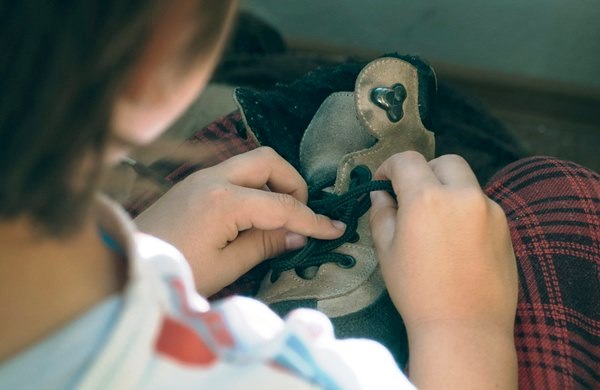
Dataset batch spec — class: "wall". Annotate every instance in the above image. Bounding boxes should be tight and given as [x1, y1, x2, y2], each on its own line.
[242, 0, 600, 89]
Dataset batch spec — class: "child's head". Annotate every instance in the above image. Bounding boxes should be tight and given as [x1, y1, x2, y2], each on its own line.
[0, 0, 237, 236]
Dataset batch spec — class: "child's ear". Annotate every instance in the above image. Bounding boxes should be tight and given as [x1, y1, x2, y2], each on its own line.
[109, 2, 205, 146]
[110, 53, 216, 149]
[109, 0, 233, 149]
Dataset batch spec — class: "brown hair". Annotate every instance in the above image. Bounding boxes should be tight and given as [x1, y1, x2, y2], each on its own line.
[0, 0, 236, 236]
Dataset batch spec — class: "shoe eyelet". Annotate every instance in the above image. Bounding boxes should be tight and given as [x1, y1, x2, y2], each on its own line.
[270, 272, 280, 283]
[350, 165, 372, 181]
[336, 255, 356, 269]
[295, 266, 318, 280]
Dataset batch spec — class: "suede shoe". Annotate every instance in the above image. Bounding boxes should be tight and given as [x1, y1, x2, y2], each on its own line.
[239, 56, 437, 366]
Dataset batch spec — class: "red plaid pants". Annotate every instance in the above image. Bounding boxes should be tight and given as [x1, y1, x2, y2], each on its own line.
[126, 112, 599, 389]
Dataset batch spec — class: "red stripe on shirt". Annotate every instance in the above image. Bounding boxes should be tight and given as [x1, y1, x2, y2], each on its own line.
[155, 316, 217, 366]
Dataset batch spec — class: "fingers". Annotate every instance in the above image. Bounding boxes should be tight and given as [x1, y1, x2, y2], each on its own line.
[218, 229, 287, 287]
[369, 152, 478, 252]
[223, 228, 306, 271]
[199, 228, 307, 296]
[375, 152, 480, 196]
[428, 155, 479, 187]
[369, 190, 397, 251]
[374, 151, 440, 200]
[233, 186, 346, 239]
[218, 147, 309, 203]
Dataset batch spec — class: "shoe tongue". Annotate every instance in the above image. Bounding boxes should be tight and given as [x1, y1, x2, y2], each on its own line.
[299, 92, 376, 187]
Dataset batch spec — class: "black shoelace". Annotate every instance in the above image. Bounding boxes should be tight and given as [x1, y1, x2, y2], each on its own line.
[269, 165, 393, 282]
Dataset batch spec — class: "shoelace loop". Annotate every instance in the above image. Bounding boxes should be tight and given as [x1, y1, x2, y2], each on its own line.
[269, 165, 393, 282]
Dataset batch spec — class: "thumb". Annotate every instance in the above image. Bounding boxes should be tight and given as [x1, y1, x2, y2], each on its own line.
[369, 190, 397, 253]
[220, 228, 307, 278]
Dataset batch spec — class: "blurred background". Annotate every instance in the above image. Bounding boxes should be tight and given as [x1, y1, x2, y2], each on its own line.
[115, 0, 599, 206]
[240, 0, 600, 171]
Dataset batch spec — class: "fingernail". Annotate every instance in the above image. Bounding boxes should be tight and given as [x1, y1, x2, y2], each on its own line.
[370, 191, 382, 203]
[285, 232, 307, 250]
[332, 220, 346, 231]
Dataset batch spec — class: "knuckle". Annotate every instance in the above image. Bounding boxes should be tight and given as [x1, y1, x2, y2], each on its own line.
[399, 150, 426, 163]
[275, 192, 300, 211]
[184, 169, 209, 186]
[387, 150, 423, 166]
[305, 212, 330, 236]
[261, 231, 284, 259]
[458, 186, 485, 201]
[252, 146, 287, 171]
[255, 146, 277, 160]
[453, 187, 488, 211]
[297, 175, 308, 190]
[206, 185, 232, 206]
[412, 186, 485, 215]
[413, 184, 444, 205]
[222, 150, 245, 165]
[312, 212, 327, 228]
[385, 154, 403, 168]
[439, 154, 468, 165]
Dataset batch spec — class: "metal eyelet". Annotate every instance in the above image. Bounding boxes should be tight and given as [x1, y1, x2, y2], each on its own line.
[370, 83, 407, 123]
[336, 255, 357, 269]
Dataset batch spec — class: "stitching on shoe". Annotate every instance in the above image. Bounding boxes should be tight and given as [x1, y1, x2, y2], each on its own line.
[335, 141, 393, 194]
[355, 59, 399, 137]
[264, 255, 375, 302]
[337, 59, 408, 192]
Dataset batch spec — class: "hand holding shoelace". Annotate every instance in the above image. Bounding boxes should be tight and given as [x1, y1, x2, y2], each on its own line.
[369, 151, 518, 389]
[135, 147, 346, 296]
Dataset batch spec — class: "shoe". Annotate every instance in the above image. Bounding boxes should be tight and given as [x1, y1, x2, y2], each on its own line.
[236, 55, 437, 366]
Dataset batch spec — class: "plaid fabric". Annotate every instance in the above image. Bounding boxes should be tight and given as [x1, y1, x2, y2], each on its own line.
[125, 111, 258, 218]
[485, 157, 600, 389]
[125, 113, 599, 388]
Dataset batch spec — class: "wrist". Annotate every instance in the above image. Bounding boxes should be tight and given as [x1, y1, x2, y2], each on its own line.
[407, 317, 514, 341]
[407, 320, 517, 389]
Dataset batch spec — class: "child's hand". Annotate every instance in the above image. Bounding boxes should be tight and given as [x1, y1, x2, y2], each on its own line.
[369, 151, 518, 388]
[135, 147, 345, 296]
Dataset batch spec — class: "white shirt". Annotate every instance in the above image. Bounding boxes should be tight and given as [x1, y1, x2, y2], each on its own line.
[0, 196, 413, 389]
